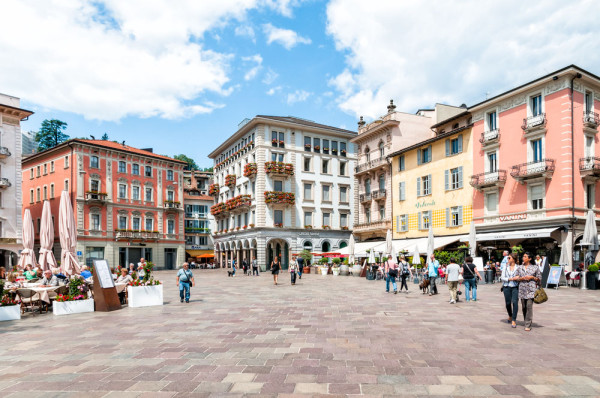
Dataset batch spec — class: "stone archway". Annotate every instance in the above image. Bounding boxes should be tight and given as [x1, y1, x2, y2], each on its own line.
[267, 238, 290, 270]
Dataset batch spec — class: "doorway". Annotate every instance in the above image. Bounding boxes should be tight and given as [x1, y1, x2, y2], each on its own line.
[164, 248, 177, 270]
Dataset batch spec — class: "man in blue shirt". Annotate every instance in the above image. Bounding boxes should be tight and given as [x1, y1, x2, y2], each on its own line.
[500, 250, 510, 272]
[80, 265, 92, 279]
[176, 262, 195, 303]
[427, 254, 439, 296]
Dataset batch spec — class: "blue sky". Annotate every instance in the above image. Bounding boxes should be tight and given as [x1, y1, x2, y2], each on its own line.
[4, 0, 600, 168]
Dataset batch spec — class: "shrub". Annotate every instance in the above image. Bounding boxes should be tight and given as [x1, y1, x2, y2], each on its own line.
[589, 263, 599, 272]
[332, 257, 341, 266]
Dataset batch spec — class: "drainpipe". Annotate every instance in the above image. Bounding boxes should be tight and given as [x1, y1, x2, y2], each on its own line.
[570, 72, 582, 270]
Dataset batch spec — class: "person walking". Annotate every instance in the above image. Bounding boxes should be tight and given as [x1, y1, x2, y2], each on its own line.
[398, 255, 411, 293]
[251, 256, 259, 276]
[516, 252, 541, 331]
[242, 258, 248, 275]
[500, 250, 510, 272]
[462, 256, 482, 302]
[501, 252, 520, 328]
[270, 256, 281, 285]
[176, 262, 195, 303]
[427, 254, 439, 296]
[384, 256, 399, 294]
[296, 256, 304, 279]
[289, 256, 299, 285]
[445, 258, 460, 304]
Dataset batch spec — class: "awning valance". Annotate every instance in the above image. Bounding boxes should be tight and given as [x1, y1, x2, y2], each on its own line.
[186, 250, 213, 257]
[461, 227, 558, 242]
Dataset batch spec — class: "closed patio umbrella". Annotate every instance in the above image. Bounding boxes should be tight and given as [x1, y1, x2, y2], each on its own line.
[558, 242, 569, 267]
[368, 249, 376, 264]
[17, 209, 38, 271]
[59, 191, 82, 276]
[38, 200, 57, 272]
[468, 222, 477, 257]
[426, 224, 435, 265]
[348, 234, 355, 265]
[385, 229, 393, 259]
[580, 210, 598, 290]
[411, 245, 421, 265]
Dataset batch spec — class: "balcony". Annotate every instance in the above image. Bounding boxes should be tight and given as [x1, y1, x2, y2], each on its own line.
[579, 157, 600, 178]
[264, 191, 295, 206]
[0, 178, 11, 189]
[584, 111, 599, 130]
[470, 170, 507, 190]
[115, 230, 160, 240]
[210, 202, 229, 218]
[522, 113, 546, 134]
[479, 129, 500, 146]
[371, 189, 386, 200]
[359, 192, 371, 203]
[225, 174, 237, 187]
[185, 228, 211, 234]
[226, 194, 252, 213]
[0, 146, 11, 159]
[354, 219, 392, 233]
[164, 201, 181, 211]
[355, 156, 387, 175]
[264, 162, 294, 178]
[243, 163, 257, 179]
[510, 159, 555, 182]
[85, 191, 108, 203]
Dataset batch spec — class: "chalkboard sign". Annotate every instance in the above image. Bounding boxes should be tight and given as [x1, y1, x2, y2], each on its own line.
[93, 259, 115, 288]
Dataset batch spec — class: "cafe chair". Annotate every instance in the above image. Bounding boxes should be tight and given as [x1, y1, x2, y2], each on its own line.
[17, 288, 43, 315]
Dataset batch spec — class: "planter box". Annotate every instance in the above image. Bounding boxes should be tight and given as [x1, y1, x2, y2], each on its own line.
[53, 299, 94, 316]
[332, 268, 340, 276]
[0, 305, 21, 321]
[340, 264, 349, 276]
[320, 267, 328, 276]
[127, 285, 163, 307]
[352, 264, 362, 277]
[587, 271, 598, 290]
[303, 266, 311, 274]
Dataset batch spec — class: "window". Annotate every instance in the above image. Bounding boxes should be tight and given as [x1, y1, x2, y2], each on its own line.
[132, 217, 141, 231]
[36, 166, 40, 177]
[29, 189, 34, 204]
[304, 211, 312, 226]
[417, 174, 431, 196]
[485, 192, 498, 214]
[271, 152, 284, 162]
[271, 131, 278, 146]
[313, 138, 320, 152]
[398, 182, 405, 201]
[50, 161, 54, 173]
[91, 156, 99, 168]
[167, 190, 175, 201]
[488, 152, 497, 173]
[418, 211, 431, 230]
[36, 188, 40, 202]
[447, 206, 463, 227]
[340, 186, 348, 203]
[530, 184, 544, 210]
[398, 155, 405, 171]
[487, 111, 497, 131]
[304, 183, 312, 200]
[323, 212, 330, 226]
[50, 184, 54, 198]
[585, 90, 594, 113]
[585, 136, 594, 158]
[119, 216, 127, 230]
[273, 180, 283, 192]
[379, 205, 385, 220]
[323, 139, 330, 154]
[531, 139, 543, 162]
[396, 214, 408, 232]
[91, 180, 99, 192]
[531, 94, 542, 116]
[339, 161, 346, 176]
[118, 161, 126, 173]
[145, 218, 153, 231]
[322, 185, 330, 202]
[340, 213, 348, 228]
[365, 178, 371, 194]
[445, 167, 463, 190]
[365, 147, 370, 162]
[64, 156, 69, 168]
[378, 141, 385, 158]
[145, 188, 152, 201]
[446, 135, 463, 156]
[30, 169, 33, 179]
[340, 142, 347, 156]
[274, 210, 283, 225]
[167, 170, 174, 181]
[167, 219, 175, 234]
[145, 166, 152, 177]
[132, 186, 140, 200]
[64, 179, 69, 191]
[91, 214, 100, 230]
[365, 207, 371, 223]
[43, 164, 47, 175]
[118, 184, 127, 199]
[304, 136, 311, 151]
[417, 145, 432, 164]
[332, 141, 338, 154]
[43, 186, 47, 200]
[303, 157, 311, 172]
[378, 174, 385, 191]
[132, 164, 140, 175]
[322, 159, 329, 174]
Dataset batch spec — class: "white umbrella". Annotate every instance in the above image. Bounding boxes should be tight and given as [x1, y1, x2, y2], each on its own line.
[581, 210, 599, 251]
[348, 234, 356, 265]
[39, 200, 57, 272]
[558, 242, 569, 267]
[17, 209, 38, 271]
[59, 191, 82, 276]
[426, 224, 435, 265]
[411, 245, 421, 265]
[368, 249, 376, 264]
[468, 222, 477, 257]
[385, 229, 393, 258]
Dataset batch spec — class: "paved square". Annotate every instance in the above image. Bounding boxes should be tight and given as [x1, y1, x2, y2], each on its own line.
[1, 270, 600, 397]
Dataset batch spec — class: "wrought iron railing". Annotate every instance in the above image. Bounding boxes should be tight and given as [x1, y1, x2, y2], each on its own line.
[584, 111, 600, 127]
[371, 189, 386, 199]
[0, 178, 11, 188]
[579, 157, 600, 172]
[479, 129, 500, 144]
[359, 192, 372, 202]
[470, 170, 507, 188]
[510, 159, 555, 178]
[0, 147, 11, 157]
[522, 113, 546, 130]
[355, 157, 386, 173]
[115, 231, 160, 240]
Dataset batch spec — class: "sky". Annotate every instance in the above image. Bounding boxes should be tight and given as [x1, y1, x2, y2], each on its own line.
[3, 0, 600, 168]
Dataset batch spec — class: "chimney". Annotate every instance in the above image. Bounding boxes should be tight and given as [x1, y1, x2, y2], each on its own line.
[387, 99, 396, 113]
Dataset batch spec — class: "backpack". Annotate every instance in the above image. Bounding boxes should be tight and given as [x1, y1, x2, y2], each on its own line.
[402, 262, 410, 275]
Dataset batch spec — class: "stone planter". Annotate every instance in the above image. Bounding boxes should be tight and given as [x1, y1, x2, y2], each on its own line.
[340, 264, 349, 276]
[303, 266, 311, 274]
[320, 267, 328, 276]
[0, 305, 21, 321]
[587, 271, 598, 290]
[53, 299, 94, 316]
[127, 285, 164, 307]
[332, 267, 340, 276]
[352, 264, 362, 277]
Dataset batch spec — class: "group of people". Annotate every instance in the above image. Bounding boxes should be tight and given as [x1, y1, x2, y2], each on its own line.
[269, 255, 304, 285]
[228, 257, 260, 277]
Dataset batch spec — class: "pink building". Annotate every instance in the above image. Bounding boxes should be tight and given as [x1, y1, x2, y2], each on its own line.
[470, 65, 600, 270]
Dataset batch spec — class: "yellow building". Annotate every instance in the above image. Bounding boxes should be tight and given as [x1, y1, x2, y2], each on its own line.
[389, 109, 473, 242]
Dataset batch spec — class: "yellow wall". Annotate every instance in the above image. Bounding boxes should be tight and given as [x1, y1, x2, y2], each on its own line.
[391, 128, 473, 239]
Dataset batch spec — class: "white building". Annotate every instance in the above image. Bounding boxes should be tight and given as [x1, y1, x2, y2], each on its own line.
[209, 116, 357, 270]
[0, 93, 33, 268]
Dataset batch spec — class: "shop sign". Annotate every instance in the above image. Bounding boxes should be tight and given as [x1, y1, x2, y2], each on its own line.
[499, 213, 527, 222]
[299, 232, 320, 236]
[415, 200, 435, 209]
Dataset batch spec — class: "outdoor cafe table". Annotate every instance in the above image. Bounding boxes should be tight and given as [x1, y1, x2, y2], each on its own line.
[16, 285, 59, 304]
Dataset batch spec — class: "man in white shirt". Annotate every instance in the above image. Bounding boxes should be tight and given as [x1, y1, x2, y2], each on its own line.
[445, 258, 461, 304]
[500, 250, 510, 272]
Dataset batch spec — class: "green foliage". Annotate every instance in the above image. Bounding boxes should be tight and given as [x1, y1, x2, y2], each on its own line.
[101, 132, 109, 140]
[332, 257, 341, 266]
[511, 245, 524, 254]
[589, 263, 599, 272]
[174, 154, 199, 171]
[35, 119, 69, 151]
[433, 250, 465, 265]
[319, 257, 329, 265]
[299, 249, 312, 264]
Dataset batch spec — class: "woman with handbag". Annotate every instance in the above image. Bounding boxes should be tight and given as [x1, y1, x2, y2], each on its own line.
[384, 257, 399, 294]
[270, 256, 281, 285]
[289, 256, 299, 285]
[501, 253, 520, 328]
[398, 255, 411, 293]
[515, 252, 541, 331]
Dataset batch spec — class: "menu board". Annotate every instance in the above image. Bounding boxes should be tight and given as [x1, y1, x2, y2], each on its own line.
[93, 259, 115, 288]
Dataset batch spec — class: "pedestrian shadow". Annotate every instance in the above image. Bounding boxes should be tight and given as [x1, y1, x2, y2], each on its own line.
[498, 319, 544, 328]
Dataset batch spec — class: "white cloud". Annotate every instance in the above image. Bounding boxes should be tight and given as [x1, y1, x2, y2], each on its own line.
[266, 86, 282, 95]
[242, 54, 263, 81]
[0, 0, 301, 121]
[326, 0, 600, 119]
[235, 25, 256, 42]
[262, 68, 279, 85]
[286, 89, 311, 104]
[263, 23, 311, 50]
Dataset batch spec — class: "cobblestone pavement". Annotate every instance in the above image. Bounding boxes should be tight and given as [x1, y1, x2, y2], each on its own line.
[1, 270, 600, 397]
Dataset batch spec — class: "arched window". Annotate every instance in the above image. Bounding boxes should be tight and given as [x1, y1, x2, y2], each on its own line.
[365, 146, 370, 162]
[339, 241, 348, 249]
[379, 141, 385, 158]
[322, 241, 331, 252]
[303, 241, 313, 251]
[452, 123, 459, 129]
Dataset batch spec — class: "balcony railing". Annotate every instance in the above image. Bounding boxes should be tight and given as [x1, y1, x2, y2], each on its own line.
[359, 192, 372, 203]
[522, 113, 546, 131]
[0, 178, 11, 189]
[264, 162, 294, 177]
[355, 156, 386, 174]
[579, 157, 600, 177]
[85, 192, 108, 202]
[0, 146, 11, 159]
[470, 170, 507, 189]
[226, 194, 252, 212]
[354, 219, 391, 231]
[584, 111, 600, 128]
[264, 191, 295, 206]
[479, 129, 500, 145]
[510, 159, 555, 180]
[185, 228, 211, 234]
[164, 201, 181, 210]
[371, 189, 386, 199]
[115, 230, 160, 240]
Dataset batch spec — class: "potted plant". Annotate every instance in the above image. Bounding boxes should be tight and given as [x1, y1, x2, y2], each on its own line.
[587, 262, 599, 290]
[340, 258, 349, 276]
[352, 260, 362, 277]
[319, 257, 329, 275]
[127, 261, 163, 307]
[53, 276, 94, 316]
[331, 257, 341, 276]
[0, 294, 21, 321]
[300, 250, 312, 274]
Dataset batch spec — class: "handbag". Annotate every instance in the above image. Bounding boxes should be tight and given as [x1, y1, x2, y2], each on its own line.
[533, 287, 548, 304]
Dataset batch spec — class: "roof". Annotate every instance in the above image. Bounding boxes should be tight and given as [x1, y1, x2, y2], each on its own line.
[256, 115, 356, 135]
[184, 192, 213, 201]
[0, 102, 34, 120]
[430, 110, 470, 129]
[387, 124, 473, 159]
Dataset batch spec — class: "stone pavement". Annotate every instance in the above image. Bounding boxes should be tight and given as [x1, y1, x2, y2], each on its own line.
[1, 270, 600, 397]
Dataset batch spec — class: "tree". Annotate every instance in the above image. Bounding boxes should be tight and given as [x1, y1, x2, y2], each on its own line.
[35, 119, 69, 151]
[173, 154, 199, 171]
[101, 132, 109, 140]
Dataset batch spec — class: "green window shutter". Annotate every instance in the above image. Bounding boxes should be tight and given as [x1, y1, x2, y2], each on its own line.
[445, 139, 450, 156]
[444, 169, 449, 191]
[446, 207, 450, 227]
[458, 206, 463, 226]
[416, 177, 421, 197]
[458, 166, 463, 188]
[403, 215, 408, 231]
[458, 134, 463, 153]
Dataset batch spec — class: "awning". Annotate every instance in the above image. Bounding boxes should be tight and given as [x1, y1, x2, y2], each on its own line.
[197, 253, 214, 258]
[337, 241, 386, 257]
[186, 250, 213, 257]
[395, 235, 465, 254]
[462, 227, 559, 242]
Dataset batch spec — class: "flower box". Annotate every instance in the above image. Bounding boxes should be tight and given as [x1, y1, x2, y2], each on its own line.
[264, 162, 294, 176]
[243, 163, 257, 178]
[304, 225, 313, 229]
[209, 184, 220, 196]
[0, 305, 21, 321]
[264, 191, 295, 205]
[127, 285, 163, 308]
[341, 149, 347, 156]
[320, 267, 328, 275]
[274, 223, 283, 228]
[314, 145, 320, 151]
[53, 299, 94, 316]
[225, 175, 237, 186]
[249, 223, 255, 228]
[323, 225, 331, 230]
[341, 226, 349, 230]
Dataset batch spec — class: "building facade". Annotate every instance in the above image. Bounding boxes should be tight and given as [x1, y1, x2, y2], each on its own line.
[351, 101, 435, 242]
[183, 170, 215, 261]
[209, 116, 356, 270]
[22, 139, 186, 269]
[22, 130, 37, 155]
[390, 106, 473, 246]
[470, 65, 600, 269]
[0, 93, 32, 269]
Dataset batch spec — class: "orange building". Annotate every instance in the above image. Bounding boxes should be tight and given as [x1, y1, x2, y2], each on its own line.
[22, 139, 186, 269]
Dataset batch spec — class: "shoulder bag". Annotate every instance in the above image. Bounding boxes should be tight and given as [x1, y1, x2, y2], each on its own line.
[534, 286, 548, 304]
